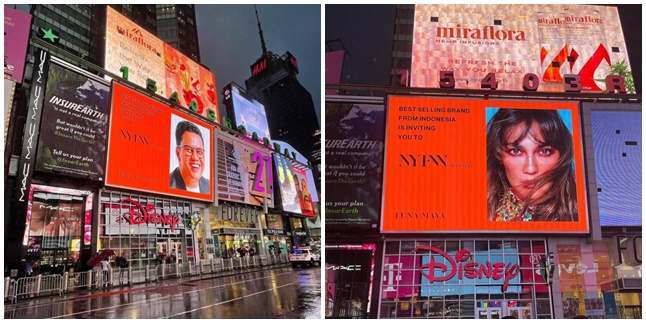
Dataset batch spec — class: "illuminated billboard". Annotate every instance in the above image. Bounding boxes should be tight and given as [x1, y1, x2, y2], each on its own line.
[106, 82, 214, 202]
[214, 131, 274, 208]
[224, 83, 271, 140]
[36, 63, 111, 180]
[411, 4, 632, 92]
[273, 153, 302, 214]
[325, 102, 385, 231]
[4, 6, 32, 83]
[381, 96, 588, 233]
[589, 109, 641, 226]
[105, 7, 219, 121]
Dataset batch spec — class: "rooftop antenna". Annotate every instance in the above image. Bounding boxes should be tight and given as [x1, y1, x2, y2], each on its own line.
[255, 5, 268, 55]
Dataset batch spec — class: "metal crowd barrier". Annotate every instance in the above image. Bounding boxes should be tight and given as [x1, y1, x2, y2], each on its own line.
[5, 257, 289, 303]
[11, 275, 63, 303]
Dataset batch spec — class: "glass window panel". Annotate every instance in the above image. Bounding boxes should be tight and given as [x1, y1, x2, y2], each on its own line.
[446, 241, 459, 253]
[385, 241, 400, 254]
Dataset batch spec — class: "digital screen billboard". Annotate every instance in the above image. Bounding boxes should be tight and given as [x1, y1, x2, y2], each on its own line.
[381, 96, 588, 233]
[411, 4, 632, 92]
[273, 153, 302, 214]
[590, 109, 641, 226]
[325, 50, 345, 95]
[105, 7, 219, 121]
[227, 83, 271, 140]
[36, 63, 111, 180]
[106, 82, 214, 202]
[214, 131, 274, 208]
[4, 6, 32, 83]
[293, 167, 316, 217]
[325, 102, 386, 231]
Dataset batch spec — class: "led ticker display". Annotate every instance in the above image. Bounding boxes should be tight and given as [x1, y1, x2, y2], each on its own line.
[381, 96, 588, 233]
[105, 82, 214, 202]
[105, 7, 219, 121]
[589, 109, 641, 226]
[411, 4, 632, 92]
[214, 131, 274, 208]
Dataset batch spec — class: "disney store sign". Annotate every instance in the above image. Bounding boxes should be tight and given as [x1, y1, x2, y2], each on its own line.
[416, 246, 520, 292]
[115, 198, 181, 232]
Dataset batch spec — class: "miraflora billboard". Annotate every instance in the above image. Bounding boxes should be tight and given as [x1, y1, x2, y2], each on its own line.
[411, 4, 632, 92]
[381, 96, 588, 233]
[106, 82, 214, 202]
[214, 131, 274, 208]
[36, 63, 111, 180]
[105, 7, 219, 120]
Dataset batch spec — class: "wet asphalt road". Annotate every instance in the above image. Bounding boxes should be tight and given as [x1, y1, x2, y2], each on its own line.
[4, 266, 321, 319]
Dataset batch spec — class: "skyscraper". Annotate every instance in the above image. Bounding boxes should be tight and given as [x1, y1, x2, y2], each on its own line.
[244, 7, 319, 160]
[155, 4, 201, 63]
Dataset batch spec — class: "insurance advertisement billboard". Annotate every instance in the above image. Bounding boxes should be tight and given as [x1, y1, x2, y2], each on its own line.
[411, 4, 632, 93]
[589, 108, 641, 226]
[326, 102, 386, 231]
[105, 7, 219, 121]
[214, 131, 274, 208]
[381, 96, 587, 233]
[4, 6, 32, 83]
[36, 62, 111, 180]
[105, 82, 214, 202]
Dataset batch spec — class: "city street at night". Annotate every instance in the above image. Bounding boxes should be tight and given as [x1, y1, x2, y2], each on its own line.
[4, 266, 321, 319]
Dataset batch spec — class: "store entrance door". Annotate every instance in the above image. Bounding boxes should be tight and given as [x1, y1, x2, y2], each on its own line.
[508, 307, 532, 319]
[477, 307, 502, 319]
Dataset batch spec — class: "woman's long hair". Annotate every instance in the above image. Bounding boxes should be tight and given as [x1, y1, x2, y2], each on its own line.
[486, 109, 577, 221]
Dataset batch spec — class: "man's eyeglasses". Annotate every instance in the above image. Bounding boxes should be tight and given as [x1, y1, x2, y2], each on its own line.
[178, 145, 205, 158]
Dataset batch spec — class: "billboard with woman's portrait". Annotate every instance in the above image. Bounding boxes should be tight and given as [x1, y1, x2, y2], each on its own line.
[381, 96, 587, 233]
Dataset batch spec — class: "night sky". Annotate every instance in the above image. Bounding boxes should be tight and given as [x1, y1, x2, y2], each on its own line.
[326, 4, 642, 94]
[9, 4, 322, 124]
[196, 4, 321, 124]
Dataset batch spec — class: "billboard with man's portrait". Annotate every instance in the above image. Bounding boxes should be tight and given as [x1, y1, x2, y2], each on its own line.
[381, 96, 588, 233]
[105, 82, 214, 202]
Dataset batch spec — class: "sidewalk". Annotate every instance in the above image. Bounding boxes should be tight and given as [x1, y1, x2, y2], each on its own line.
[4, 261, 291, 307]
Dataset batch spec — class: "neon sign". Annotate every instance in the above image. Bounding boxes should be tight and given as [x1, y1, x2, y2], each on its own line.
[116, 198, 181, 232]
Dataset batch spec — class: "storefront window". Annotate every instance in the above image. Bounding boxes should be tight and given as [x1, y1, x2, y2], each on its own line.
[99, 191, 194, 268]
[290, 217, 303, 230]
[27, 191, 85, 274]
[379, 239, 551, 319]
[266, 214, 285, 230]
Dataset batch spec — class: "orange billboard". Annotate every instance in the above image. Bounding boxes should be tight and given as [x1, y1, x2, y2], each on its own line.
[381, 96, 588, 233]
[106, 82, 214, 202]
[105, 7, 219, 121]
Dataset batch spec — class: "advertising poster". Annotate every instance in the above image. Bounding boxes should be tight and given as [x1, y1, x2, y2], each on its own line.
[325, 102, 386, 231]
[4, 6, 32, 83]
[230, 84, 271, 140]
[105, 82, 214, 202]
[293, 167, 316, 217]
[381, 96, 587, 233]
[325, 50, 346, 95]
[105, 7, 218, 120]
[273, 153, 302, 214]
[411, 4, 632, 92]
[589, 109, 642, 226]
[36, 63, 111, 180]
[214, 131, 274, 208]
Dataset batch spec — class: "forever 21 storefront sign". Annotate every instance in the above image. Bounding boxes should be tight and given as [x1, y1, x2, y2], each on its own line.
[417, 246, 520, 292]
